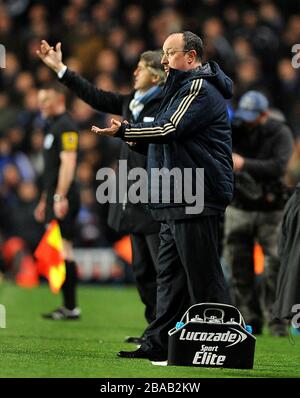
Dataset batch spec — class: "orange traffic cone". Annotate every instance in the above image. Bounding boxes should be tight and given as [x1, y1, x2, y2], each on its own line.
[254, 243, 264, 275]
[16, 255, 39, 288]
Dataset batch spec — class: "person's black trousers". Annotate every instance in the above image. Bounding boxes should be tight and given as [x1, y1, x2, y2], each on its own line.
[130, 232, 160, 325]
[142, 215, 230, 357]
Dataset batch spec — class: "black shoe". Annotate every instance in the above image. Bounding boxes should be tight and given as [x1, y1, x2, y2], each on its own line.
[124, 336, 146, 345]
[42, 307, 81, 320]
[117, 347, 167, 362]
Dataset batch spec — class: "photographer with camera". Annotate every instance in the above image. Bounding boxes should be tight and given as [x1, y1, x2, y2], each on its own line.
[223, 91, 294, 336]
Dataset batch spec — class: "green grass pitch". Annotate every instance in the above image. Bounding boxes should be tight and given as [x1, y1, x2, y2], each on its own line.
[0, 282, 299, 378]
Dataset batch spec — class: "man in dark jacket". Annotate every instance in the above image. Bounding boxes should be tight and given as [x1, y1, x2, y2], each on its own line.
[92, 31, 234, 362]
[223, 91, 294, 336]
[273, 183, 300, 333]
[37, 43, 165, 343]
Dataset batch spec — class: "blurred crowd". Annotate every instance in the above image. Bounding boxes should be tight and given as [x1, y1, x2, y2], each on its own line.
[0, 0, 300, 261]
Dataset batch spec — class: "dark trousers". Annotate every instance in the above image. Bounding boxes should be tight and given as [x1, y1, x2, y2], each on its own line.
[130, 232, 160, 326]
[223, 206, 282, 327]
[142, 216, 229, 356]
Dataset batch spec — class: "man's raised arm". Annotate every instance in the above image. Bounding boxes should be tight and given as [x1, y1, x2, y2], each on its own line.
[36, 40, 66, 75]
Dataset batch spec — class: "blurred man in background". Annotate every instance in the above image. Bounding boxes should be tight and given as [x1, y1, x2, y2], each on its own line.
[273, 182, 300, 333]
[35, 84, 81, 320]
[223, 91, 294, 336]
[37, 41, 166, 343]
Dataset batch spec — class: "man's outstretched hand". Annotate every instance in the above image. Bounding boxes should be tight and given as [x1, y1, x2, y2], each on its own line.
[36, 40, 65, 73]
[91, 119, 122, 137]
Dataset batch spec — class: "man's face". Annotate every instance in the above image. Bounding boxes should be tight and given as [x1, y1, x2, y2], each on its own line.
[242, 113, 267, 128]
[37, 89, 61, 118]
[161, 33, 190, 75]
[133, 60, 157, 92]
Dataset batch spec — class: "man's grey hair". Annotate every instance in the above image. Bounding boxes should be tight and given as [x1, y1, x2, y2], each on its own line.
[140, 50, 166, 85]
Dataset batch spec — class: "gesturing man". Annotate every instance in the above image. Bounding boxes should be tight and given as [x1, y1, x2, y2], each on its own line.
[35, 84, 81, 320]
[37, 41, 166, 343]
[91, 31, 234, 362]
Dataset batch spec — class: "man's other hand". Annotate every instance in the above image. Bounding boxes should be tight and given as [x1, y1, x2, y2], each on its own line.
[34, 199, 46, 223]
[91, 119, 121, 137]
[53, 197, 69, 220]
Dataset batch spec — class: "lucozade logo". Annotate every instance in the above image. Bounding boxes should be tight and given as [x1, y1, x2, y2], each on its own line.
[179, 327, 247, 348]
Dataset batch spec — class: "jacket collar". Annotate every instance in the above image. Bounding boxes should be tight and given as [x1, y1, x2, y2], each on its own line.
[165, 62, 233, 99]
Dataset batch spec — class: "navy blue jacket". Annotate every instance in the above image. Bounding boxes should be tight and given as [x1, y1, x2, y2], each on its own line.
[117, 61, 234, 220]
